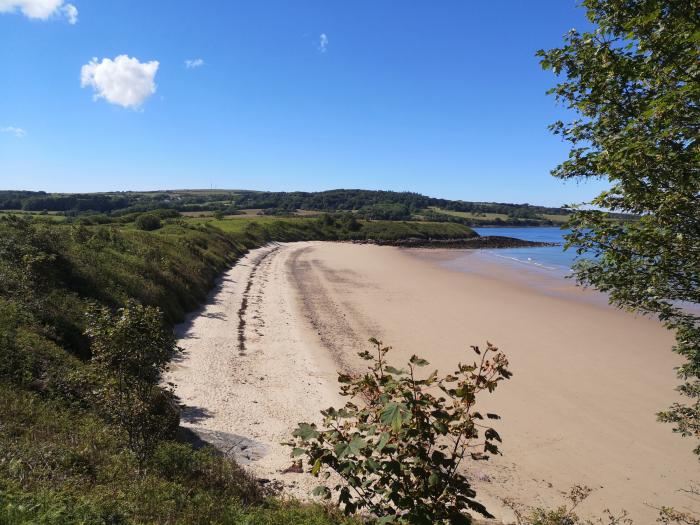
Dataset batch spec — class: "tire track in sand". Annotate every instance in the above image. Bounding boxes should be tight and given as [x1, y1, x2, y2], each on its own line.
[286, 244, 383, 372]
[236, 245, 279, 355]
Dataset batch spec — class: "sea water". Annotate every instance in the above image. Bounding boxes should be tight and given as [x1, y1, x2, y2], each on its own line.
[473, 227, 581, 273]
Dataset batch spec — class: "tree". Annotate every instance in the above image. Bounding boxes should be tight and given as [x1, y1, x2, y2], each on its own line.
[290, 339, 512, 524]
[85, 300, 179, 464]
[135, 213, 162, 231]
[538, 0, 699, 454]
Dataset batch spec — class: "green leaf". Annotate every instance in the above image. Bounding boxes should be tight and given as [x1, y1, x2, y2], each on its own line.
[347, 435, 367, 456]
[410, 355, 430, 367]
[380, 402, 407, 433]
[428, 472, 439, 487]
[426, 369, 438, 384]
[334, 442, 350, 459]
[376, 432, 390, 451]
[292, 423, 319, 441]
[366, 458, 381, 472]
[311, 458, 322, 475]
[384, 366, 405, 376]
[432, 421, 448, 434]
[312, 485, 331, 499]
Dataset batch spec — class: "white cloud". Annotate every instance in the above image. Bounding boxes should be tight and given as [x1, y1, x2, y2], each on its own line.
[0, 0, 78, 23]
[185, 58, 204, 69]
[62, 2, 76, 23]
[319, 33, 328, 53]
[1, 126, 27, 138]
[81, 55, 159, 109]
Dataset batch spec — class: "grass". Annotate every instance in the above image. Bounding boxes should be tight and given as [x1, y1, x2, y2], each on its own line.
[539, 213, 570, 224]
[233, 208, 266, 217]
[428, 207, 510, 221]
[0, 386, 356, 525]
[428, 207, 575, 225]
[0, 210, 67, 221]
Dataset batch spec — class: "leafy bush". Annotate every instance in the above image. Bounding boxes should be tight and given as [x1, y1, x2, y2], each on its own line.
[291, 339, 512, 524]
[135, 213, 162, 231]
[86, 301, 180, 464]
[358, 203, 412, 221]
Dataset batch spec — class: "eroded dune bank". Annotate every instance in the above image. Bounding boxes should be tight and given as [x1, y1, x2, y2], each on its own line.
[167, 241, 698, 522]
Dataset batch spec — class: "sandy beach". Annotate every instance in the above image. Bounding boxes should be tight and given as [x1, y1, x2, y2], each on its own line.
[166, 241, 698, 522]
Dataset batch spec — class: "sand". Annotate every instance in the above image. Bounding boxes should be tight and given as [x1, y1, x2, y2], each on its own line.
[166, 241, 699, 522]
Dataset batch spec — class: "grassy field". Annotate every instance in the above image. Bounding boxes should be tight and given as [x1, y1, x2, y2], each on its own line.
[428, 206, 573, 225]
[539, 213, 570, 224]
[0, 210, 67, 221]
[428, 207, 510, 221]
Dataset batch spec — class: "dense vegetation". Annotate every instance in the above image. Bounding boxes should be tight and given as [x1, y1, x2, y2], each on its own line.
[0, 189, 576, 226]
[539, 0, 699, 462]
[230, 190, 569, 220]
[0, 212, 478, 524]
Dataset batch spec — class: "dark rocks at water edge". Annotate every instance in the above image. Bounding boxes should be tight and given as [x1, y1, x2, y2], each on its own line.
[351, 236, 559, 249]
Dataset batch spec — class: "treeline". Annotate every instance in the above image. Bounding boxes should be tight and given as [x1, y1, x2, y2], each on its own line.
[233, 189, 570, 219]
[0, 190, 238, 215]
[0, 191, 135, 212]
[0, 189, 571, 221]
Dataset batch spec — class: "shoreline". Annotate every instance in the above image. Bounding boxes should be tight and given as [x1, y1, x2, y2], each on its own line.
[167, 241, 698, 522]
[348, 235, 558, 249]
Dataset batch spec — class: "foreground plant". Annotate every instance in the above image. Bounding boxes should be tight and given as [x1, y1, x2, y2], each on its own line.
[290, 338, 512, 524]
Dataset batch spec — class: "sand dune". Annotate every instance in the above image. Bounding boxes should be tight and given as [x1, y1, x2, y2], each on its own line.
[167, 242, 699, 522]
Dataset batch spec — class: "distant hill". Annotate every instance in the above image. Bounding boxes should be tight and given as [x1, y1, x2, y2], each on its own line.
[0, 188, 627, 226]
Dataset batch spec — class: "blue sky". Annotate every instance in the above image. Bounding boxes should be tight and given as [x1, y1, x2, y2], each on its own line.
[0, 0, 607, 207]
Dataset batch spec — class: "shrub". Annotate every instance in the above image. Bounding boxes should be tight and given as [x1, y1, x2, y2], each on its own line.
[135, 213, 162, 231]
[290, 339, 512, 524]
[85, 301, 179, 464]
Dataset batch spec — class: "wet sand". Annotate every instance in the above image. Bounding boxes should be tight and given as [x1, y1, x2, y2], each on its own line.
[166, 241, 699, 522]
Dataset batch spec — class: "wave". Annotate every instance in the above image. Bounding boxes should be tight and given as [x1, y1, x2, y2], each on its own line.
[487, 252, 563, 271]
